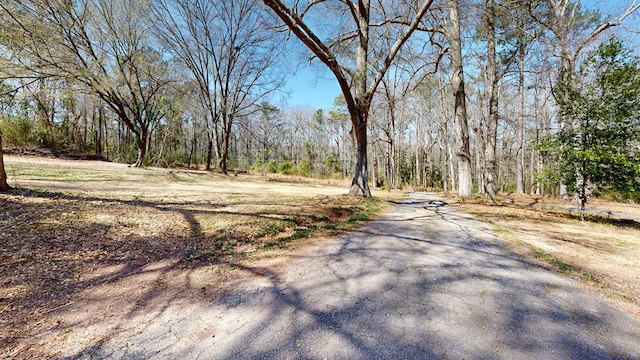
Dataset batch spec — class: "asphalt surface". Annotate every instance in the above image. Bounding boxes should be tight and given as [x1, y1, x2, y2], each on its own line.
[76, 193, 640, 359]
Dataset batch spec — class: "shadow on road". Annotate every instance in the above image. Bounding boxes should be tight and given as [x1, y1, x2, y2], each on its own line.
[58, 194, 640, 359]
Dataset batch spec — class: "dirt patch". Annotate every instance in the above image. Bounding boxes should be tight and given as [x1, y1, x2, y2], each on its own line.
[0, 156, 398, 359]
[451, 193, 640, 320]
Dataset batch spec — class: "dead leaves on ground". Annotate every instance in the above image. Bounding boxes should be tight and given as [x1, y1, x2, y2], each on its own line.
[0, 186, 378, 357]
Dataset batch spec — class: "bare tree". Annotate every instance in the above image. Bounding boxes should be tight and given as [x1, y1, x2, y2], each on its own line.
[263, 0, 436, 196]
[531, 0, 639, 78]
[446, 0, 473, 198]
[0, 0, 172, 167]
[375, 30, 446, 189]
[483, 0, 499, 199]
[153, 0, 285, 174]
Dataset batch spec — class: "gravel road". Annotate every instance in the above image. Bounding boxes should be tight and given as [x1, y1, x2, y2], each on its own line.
[76, 192, 640, 359]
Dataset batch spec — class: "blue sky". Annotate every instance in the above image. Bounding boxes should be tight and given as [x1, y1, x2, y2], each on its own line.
[282, 65, 341, 111]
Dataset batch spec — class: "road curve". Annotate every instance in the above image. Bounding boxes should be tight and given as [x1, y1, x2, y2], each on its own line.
[78, 192, 640, 359]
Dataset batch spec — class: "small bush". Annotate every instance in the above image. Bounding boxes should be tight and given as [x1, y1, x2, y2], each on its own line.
[250, 161, 264, 172]
[153, 150, 190, 167]
[296, 159, 313, 176]
[1, 116, 36, 147]
[324, 152, 342, 173]
[278, 161, 295, 175]
[265, 160, 278, 173]
[111, 143, 138, 164]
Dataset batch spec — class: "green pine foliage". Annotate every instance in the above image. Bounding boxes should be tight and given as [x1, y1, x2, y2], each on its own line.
[546, 38, 640, 207]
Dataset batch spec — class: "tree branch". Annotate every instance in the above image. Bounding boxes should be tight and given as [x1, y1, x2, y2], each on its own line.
[573, 1, 640, 61]
[263, 0, 355, 109]
[367, 0, 436, 101]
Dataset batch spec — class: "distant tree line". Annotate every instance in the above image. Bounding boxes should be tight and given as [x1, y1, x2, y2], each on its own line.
[0, 0, 639, 202]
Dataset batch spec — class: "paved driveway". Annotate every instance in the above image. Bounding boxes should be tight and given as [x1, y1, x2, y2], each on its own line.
[78, 193, 640, 359]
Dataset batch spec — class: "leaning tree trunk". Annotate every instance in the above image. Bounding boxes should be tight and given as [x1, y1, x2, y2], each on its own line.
[134, 142, 146, 168]
[449, 0, 474, 198]
[0, 133, 11, 192]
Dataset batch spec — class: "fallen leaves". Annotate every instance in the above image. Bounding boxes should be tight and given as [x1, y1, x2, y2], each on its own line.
[1, 156, 395, 358]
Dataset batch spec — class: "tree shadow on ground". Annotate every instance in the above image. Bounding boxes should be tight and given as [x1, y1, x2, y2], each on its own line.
[0, 187, 373, 359]
[54, 194, 640, 359]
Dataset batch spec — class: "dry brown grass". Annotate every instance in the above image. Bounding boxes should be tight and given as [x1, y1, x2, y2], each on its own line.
[0, 156, 398, 358]
[451, 193, 640, 319]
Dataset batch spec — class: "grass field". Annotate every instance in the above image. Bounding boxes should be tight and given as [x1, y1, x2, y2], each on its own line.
[0, 156, 397, 358]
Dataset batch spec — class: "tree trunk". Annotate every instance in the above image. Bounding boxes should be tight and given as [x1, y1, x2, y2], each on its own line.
[516, 50, 526, 193]
[448, 137, 456, 192]
[97, 107, 104, 155]
[442, 146, 449, 195]
[484, 0, 499, 200]
[134, 141, 146, 168]
[348, 0, 371, 197]
[449, 0, 473, 198]
[389, 110, 396, 189]
[415, 148, 421, 187]
[132, 126, 148, 168]
[206, 138, 213, 171]
[530, 133, 536, 194]
[349, 115, 371, 197]
[103, 110, 109, 160]
[218, 130, 231, 175]
[0, 133, 12, 192]
[475, 114, 485, 195]
[373, 149, 378, 188]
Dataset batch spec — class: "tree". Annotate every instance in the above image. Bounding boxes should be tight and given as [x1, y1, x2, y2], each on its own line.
[263, 0, 436, 197]
[530, 0, 640, 197]
[505, 2, 539, 194]
[531, 0, 639, 78]
[549, 38, 640, 216]
[447, 0, 473, 198]
[475, 0, 542, 197]
[483, 0, 499, 199]
[153, 0, 285, 174]
[0, 131, 10, 192]
[0, 0, 173, 167]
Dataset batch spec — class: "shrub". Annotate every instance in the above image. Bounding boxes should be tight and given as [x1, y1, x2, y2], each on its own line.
[265, 160, 278, 173]
[296, 158, 313, 176]
[0, 116, 36, 147]
[324, 152, 342, 173]
[278, 161, 295, 175]
[250, 160, 264, 172]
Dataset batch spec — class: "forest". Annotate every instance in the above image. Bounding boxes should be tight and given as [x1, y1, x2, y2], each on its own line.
[1, 0, 639, 201]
